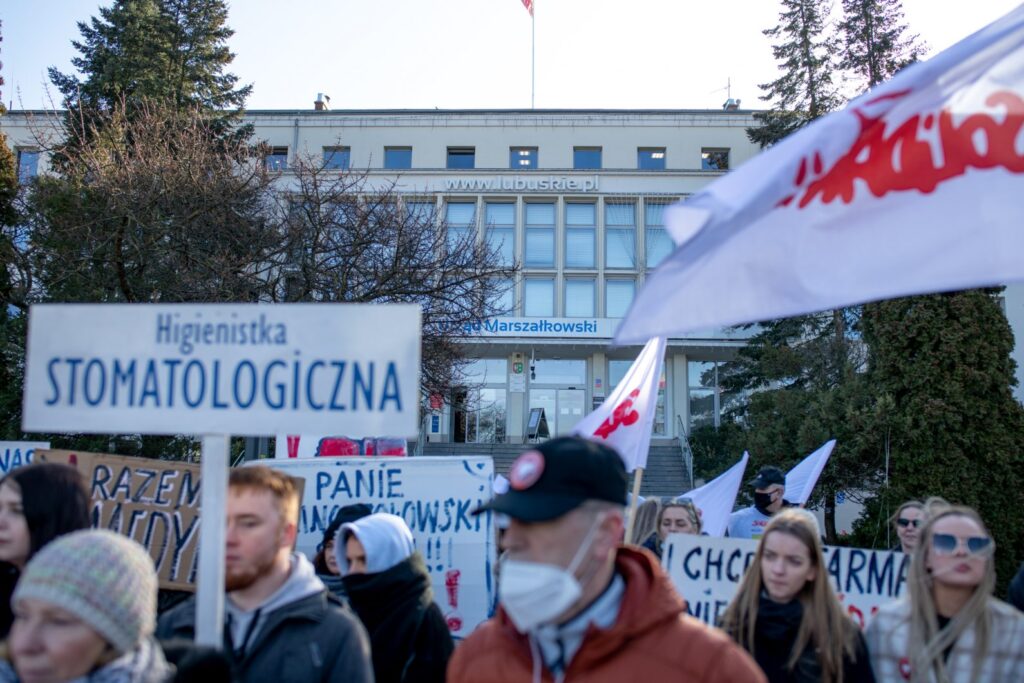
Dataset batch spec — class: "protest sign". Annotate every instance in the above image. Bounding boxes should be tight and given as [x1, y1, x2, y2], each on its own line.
[262, 456, 496, 638]
[22, 303, 422, 437]
[37, 449, 203, 591]
[664, 535, 909, 629]
[0, 441, 50, 475]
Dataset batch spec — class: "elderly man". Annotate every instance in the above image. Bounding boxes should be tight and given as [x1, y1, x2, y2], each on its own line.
[727, 466, 789, 540]
[447, 436, 766, 683]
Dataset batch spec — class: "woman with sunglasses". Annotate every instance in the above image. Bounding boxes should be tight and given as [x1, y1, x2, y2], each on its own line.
[641, 499, 702, 559]
[892, 500, 924, 554]
[867, 499, 1024, 682]
[720, 508, 873, 683]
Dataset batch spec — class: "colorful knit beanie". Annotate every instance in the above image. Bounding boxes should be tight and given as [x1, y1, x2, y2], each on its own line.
[13, 529, 158, 653]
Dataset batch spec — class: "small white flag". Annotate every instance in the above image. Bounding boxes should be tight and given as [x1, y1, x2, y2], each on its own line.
[572, 337, 666, 471]
[678, 452, 750, 537]
[785, 440, 837, 506]
[616, 5, 1024, 344]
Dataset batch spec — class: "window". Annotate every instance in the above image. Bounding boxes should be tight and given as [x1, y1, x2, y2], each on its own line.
[524, 278, 554, 317]
[487, 278, 515, 316]
[462, 359, 509, 384]
[485, 202, 515, 266]
[565, 203, 596, 269]
[447, 147, 476, 169]
[605, 202, 636, 268]
[446, 202, 477, 252]
[524, 203, 555, 268]
[384, 147, 412, 169]
[265, 146, 288, 171]
[532, 360, 586, 384]
[645, 200, 673, 268]
[701, 148, 730, 170]
[611, 358, 667, 434]
[638, 148, 666, 170]
[16, 149, 40, 183]
[688, 361, 718, 429]
[605, 279, 635, 318]
[323, 147, 350, 170]
[565, 279, 595, 317]
[407, 200, 436, 225]
[510, 147, 538, 169]
[573, 147, 602, 169]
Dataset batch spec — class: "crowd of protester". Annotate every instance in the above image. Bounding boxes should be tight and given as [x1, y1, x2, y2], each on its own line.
[0, 439, 1022, 682]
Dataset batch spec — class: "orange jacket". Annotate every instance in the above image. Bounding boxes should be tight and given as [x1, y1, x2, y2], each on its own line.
[447, 546, 766, 683]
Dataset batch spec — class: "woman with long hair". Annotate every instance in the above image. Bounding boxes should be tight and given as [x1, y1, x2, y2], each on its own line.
[0, 463, 90, 638]
[720, 508, 874, 683]
[866, 499, 1024, 682]
[642, 499, 701, 559]
[628, 498, 659, 546]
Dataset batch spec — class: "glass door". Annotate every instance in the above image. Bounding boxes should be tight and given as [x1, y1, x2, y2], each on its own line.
[556, 389, 586, 435]
[528, 388, 557, 436]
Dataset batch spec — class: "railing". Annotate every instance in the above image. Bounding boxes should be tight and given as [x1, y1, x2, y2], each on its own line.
[676, 415, 695, 491]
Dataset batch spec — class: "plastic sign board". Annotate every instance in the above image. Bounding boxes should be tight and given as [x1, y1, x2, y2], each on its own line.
[0, 441, 50, 475]
[22, 304, 421, 437]
[663, 535, 909, 629]
[261, 456, 496, 639]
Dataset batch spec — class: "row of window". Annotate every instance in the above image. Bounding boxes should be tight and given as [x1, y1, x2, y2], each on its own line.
[443, 198, 676, 270]
[265, 145, 731, 172]
[490, 275, 637, 319]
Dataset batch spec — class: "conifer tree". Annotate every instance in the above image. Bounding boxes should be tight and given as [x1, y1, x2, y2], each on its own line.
[838, 0, 924, 91]
[748, 0, 840, 148]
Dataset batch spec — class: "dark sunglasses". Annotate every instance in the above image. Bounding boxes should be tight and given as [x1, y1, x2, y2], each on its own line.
[896, 518, 920, 528]
[931, 533, 992, 555]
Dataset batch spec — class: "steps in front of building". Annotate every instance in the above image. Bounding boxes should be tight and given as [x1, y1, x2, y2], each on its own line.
[419, 440, 691, 498]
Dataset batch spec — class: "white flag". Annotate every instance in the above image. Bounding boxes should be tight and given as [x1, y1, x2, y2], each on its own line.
[785, 440, 836, 505]
[616, 5, 1024, 344]
[572, 337, 666, 471]
[677, 452, 750, 537]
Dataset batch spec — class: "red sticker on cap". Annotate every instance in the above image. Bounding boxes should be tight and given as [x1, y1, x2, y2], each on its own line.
[509, 451, 545, 490]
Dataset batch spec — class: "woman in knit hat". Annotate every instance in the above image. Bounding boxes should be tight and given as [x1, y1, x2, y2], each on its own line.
[0, 463, 90, 638]
[0, 529, 171, 683]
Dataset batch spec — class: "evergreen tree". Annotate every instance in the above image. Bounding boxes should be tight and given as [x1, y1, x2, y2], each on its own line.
[858, 290, 1024, 592]
[748, 0, 841, 148]
[838, 0, 924, 91]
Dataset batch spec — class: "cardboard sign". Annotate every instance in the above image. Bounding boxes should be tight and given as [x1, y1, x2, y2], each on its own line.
[0, 442, 50, 476]
[262, 456, 496, 638]
[22, 303, 422, 437]
[38, 449, 203, 591]
[664, 535, 909, 629]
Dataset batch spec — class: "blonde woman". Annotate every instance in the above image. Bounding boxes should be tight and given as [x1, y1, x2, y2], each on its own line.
[642, 499, 702, 560]
[866, 499, 1024, 682]
[720, 509, 874, 683]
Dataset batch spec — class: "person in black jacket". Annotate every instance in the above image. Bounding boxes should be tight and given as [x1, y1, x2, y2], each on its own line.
[719, 508, 875, 683]
[338, 512, 454, 683]
[0, 463, 90, 638]
[312, 503, 372, 600]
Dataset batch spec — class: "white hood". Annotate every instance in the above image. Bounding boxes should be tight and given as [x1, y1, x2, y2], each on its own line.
[335, 512, 414, 575]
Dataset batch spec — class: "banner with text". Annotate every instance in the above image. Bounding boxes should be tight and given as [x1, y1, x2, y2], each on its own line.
[22, 303, 422, 437]
[38, 449, 203, 591]
[0, 441, 50, 476]
[261, 456, 496, 638]
[664, 535, 908, 629]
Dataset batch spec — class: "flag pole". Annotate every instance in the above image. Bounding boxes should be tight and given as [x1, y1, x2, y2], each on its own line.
[531, 2, 535, 108]
[624, 467, 644, 543]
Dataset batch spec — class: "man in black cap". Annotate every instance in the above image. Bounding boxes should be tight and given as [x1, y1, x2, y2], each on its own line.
[726, 465, 788, 539]
[447, 436, 766, 683]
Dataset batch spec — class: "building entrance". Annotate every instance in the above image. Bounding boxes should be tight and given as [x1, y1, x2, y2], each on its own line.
[528, 388, 585, 436]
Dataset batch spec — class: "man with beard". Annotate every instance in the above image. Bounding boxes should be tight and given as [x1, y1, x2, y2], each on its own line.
[157, 466, 373, 683]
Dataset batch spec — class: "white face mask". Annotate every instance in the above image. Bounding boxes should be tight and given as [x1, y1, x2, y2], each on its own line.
[498, 514, 605, 634]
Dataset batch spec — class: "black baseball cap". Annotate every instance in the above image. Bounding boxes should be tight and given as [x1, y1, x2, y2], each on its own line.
[751, 466, 786, 489]
[474, 437, 628, 522]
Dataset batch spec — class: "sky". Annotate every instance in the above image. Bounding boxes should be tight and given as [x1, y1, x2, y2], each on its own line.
[3, 0, 1022, 111]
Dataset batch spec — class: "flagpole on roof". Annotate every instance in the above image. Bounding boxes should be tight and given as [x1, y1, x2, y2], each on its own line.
[531, 0, 536, 108]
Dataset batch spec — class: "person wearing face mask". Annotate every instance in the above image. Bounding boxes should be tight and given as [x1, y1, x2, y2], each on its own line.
[313, 503, 372, 599]
[334, 512, 454, 683]
[866, 498, 1024, 682]
[727, 466, 789, 539]
[447, 436, 766, 683]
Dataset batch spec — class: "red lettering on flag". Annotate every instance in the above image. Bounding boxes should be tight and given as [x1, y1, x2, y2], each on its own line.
[593, 389, 641, 439]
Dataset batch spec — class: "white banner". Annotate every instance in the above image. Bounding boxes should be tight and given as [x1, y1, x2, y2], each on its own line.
[616, 6, 1024, 344]
[22, 304, 421, 436]
[664, 535, 909, 629]
[0, 441, 50, 476]
[261, 456, 496, 639]
[572, 337, 666, 471]
[678, 452, 749, 537]
[785, 440, 836, 505]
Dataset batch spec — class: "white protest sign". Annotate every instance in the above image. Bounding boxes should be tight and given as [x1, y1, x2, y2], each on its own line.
[664, 535, 909, 629]
[0, 441, 50, 476]
[22, 304, 421, 436]
[262, 456, 496, 639]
